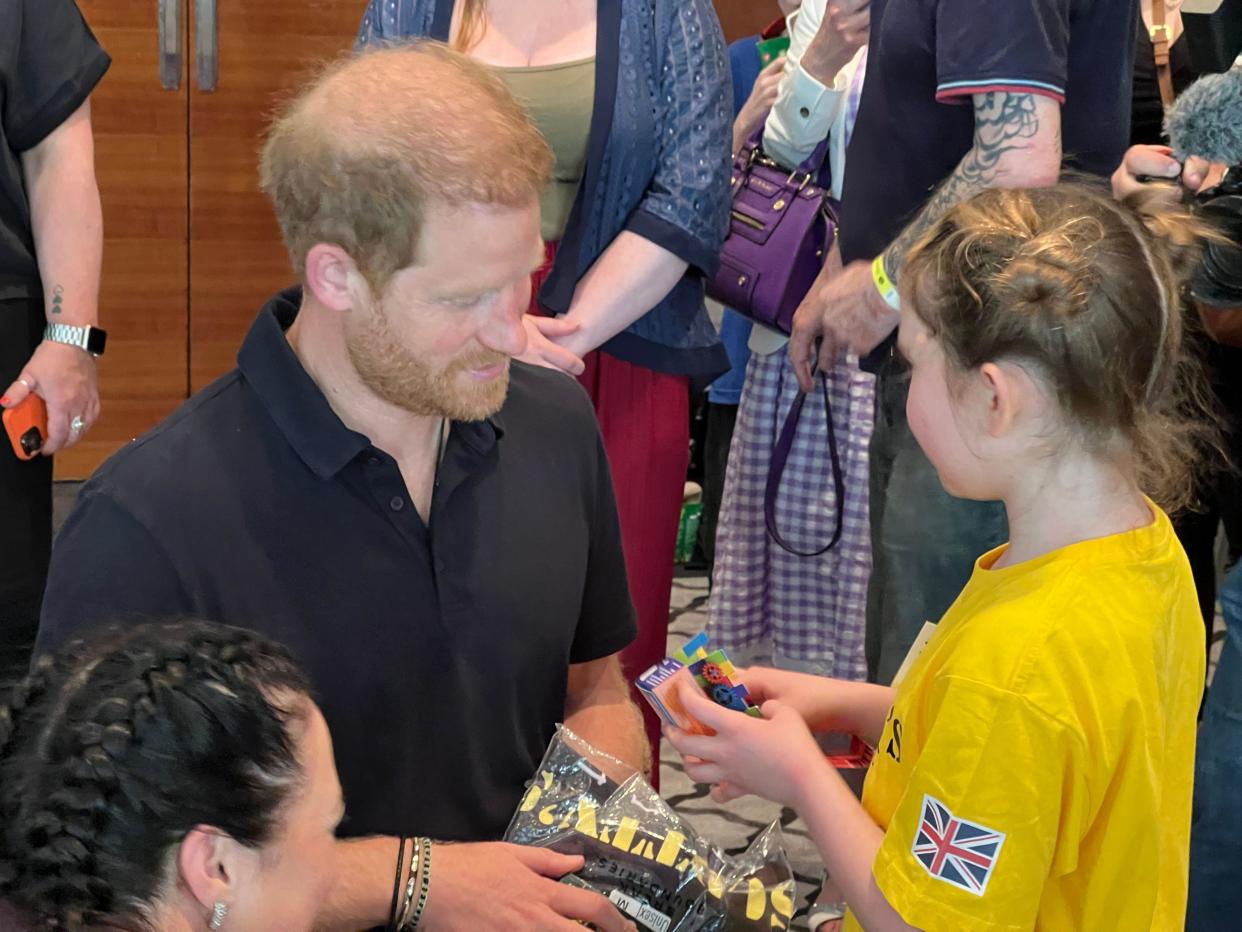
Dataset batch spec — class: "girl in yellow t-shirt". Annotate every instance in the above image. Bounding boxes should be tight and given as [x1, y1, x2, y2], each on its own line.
[668, 184, 1213, 931]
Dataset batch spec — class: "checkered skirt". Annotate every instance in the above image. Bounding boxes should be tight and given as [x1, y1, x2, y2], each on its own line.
[708, 347, 874, 680]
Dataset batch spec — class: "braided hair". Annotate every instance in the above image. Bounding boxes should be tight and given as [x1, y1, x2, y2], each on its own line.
[0, 621, 312, 930]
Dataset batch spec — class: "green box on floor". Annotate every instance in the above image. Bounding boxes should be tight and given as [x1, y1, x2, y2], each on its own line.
[676, 502, 703, 564]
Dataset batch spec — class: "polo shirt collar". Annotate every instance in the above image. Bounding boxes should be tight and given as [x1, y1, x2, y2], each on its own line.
[237, 287, 506, 478]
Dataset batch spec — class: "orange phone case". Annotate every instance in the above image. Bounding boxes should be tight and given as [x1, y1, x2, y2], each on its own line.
[3, 394, 49, 460]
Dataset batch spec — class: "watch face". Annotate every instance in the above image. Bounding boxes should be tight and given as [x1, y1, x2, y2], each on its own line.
[86, 328, 107, 356]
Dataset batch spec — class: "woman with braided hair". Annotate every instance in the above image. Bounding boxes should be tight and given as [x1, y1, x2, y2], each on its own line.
[0, 621, 344, 931]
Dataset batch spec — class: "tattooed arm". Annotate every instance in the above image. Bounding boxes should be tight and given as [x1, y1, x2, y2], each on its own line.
[1, 100, 103, 453]
[883, 91, 1062, 282]
[787, 91, 1061, 389]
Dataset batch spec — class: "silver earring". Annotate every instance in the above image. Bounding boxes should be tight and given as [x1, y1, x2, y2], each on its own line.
[209, 901, 228, 929]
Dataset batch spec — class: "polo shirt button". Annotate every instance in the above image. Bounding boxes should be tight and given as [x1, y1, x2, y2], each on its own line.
[799, 106, 810, 118]
[389, 496, 404, 512]
[367, 456, 381, 467]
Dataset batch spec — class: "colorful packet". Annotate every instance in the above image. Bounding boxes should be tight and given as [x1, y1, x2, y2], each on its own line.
[675, 635, 763, 718]
[636, 659, 715, 735]
[688, 652, 761, 718]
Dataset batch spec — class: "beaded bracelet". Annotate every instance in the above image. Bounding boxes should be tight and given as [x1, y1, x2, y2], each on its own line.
[401, 837, 433, 930]
[397, 839, 422, 928]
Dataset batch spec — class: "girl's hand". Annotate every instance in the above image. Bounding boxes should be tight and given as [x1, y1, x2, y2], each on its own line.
[733, 58, 785, 154]
[739, 667, 895, 747]
[741, 666, 850, 734]
[664, 680, 834, 810]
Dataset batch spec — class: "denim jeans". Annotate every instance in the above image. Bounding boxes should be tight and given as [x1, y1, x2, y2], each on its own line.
[865, 360, 1008, 685]
[1187, 562, 1242, 930]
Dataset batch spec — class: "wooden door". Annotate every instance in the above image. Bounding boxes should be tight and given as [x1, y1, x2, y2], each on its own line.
[65, 0, 190, 479]
[713, 0, 782, 43]
[188, 0, 361, 390]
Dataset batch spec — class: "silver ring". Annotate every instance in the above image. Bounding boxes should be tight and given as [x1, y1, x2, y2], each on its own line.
[70, 415, 85, 433]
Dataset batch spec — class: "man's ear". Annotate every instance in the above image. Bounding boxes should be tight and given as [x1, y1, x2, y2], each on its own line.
[176, 826, 259, 918]
[978, 361, 1021, 439]
[304, 243, 369, 312]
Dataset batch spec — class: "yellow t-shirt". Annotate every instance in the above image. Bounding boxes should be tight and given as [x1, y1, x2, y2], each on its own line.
[844, 505, 1203, 931]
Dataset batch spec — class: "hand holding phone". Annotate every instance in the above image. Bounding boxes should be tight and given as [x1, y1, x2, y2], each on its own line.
[3, 393, 49, 460]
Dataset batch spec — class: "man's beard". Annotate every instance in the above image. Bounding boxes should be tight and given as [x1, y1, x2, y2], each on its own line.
[346, 303, 510, 421]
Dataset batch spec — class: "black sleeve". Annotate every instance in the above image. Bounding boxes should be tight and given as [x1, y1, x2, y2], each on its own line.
[4, 0, 111, 151]
[36, 486, 192, 659]
[934, 0, 1069, 105]
[569, 428, 638, 664]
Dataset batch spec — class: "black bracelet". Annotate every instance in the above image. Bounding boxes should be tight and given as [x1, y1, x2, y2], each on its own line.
[388, 835, 408, 932]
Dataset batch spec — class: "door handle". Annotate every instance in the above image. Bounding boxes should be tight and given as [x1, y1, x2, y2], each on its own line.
[158, 0, 182, 90]
[196, 0, 218, 92]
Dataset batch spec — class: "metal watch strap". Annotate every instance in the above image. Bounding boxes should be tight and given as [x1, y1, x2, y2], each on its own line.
[44, 322, 105, 356]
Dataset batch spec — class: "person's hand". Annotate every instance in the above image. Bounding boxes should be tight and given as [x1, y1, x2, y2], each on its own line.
[1, 340, 100, 455]
[1110, 144, 1228, 198]
[1183, 155, 1229, 194]
[1111, 144, 1182, 198]
[788, 249, 898, 392]
[664, 680, 835, 811]
[741, 666, 853, 735]
[733, 58, 786, 154]
[516, 314, 586, 376]
[420, 842, 637, 931]
[802, 0, 870, 83]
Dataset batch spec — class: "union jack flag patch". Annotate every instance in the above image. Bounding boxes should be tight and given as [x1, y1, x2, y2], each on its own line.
[911, 795, 1005, 896]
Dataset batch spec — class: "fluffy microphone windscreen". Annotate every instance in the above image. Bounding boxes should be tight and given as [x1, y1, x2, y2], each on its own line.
[1165, 67, 1242, 164]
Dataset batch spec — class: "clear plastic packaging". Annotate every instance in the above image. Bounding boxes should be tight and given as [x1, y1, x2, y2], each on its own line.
[505, 727, 797, 931]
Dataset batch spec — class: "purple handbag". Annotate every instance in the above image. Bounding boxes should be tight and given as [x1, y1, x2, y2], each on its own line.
[706, 130, 839, 335]
[708, 131, 846, 556]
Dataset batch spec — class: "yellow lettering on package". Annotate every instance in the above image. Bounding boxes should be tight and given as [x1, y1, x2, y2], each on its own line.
[519, 772, 555, 813]
[655, 831, 686, 866]
[611, 817, 639, 852]
[631, 838, 656, 859]
[518, 785, 541, 813]
[707, 869, 725, 899]
[574, 799, 599, 838]
[770, 884, 794, 919]
[746, 877, 767, 920]
[538, 804, 557, 827]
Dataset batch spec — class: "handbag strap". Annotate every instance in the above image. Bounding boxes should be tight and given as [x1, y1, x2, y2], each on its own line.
[764, 371, 846, 557]
[742, 125, 831, 180]
[1150, 1, 1175, 108]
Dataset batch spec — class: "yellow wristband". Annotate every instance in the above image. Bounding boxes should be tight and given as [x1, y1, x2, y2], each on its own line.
[872, 255, 901, 311]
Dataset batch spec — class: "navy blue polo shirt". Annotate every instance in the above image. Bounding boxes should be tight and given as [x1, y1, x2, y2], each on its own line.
[37, 288, 637, 842]
[839, 0, 1137, 366]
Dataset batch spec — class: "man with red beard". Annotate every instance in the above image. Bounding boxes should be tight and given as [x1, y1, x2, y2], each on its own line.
[34, 43, 642, 931]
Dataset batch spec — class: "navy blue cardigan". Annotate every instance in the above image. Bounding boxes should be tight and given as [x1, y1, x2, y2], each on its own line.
[357, 0, 732, 380]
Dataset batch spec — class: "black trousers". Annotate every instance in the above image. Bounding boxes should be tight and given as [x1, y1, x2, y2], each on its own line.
[0, 296, 52, 698]
[698, 401, 739, 569]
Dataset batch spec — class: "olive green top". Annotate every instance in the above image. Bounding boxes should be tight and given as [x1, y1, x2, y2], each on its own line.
[494, 57, 595, 242]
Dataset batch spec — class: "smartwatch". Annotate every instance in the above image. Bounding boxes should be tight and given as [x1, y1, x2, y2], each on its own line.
[44, 322, 107, 357]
